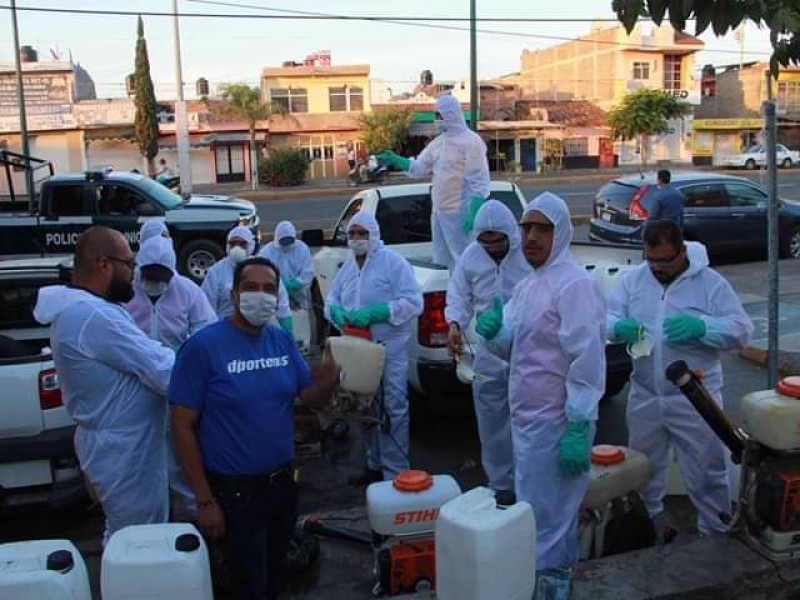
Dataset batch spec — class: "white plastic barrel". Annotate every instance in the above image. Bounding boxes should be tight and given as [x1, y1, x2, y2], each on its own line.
[742, 377, 800, 451]
[0, 539, 90, 600]
[435, 487, 536, 600]
[327, 335, 386, 396]
[101, 523, 213, 600]
[367, 470, 461, 536]
[582, 445, 650, 511]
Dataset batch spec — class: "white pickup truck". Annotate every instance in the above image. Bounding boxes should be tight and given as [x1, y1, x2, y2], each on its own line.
[303, 181, 645, 400]
[0, 256, 85, 509]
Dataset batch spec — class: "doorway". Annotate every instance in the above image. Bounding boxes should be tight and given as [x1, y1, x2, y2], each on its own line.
[215, 144, 246, 183]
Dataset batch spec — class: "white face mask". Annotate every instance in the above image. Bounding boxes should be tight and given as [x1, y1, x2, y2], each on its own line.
[228, 245, 249, 264]
[238, 292, 277, 327]
[348, 239, 369, 256]
[141, 279, 169, 298]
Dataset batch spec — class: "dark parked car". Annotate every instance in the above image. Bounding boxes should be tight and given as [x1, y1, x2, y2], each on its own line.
[589, 172, 800, 259]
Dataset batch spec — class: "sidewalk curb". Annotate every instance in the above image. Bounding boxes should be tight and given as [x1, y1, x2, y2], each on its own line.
[739, 345, 800, 376]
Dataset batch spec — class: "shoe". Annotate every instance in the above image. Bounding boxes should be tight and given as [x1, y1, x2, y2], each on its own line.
[347, 468, 383, 486]
[495, 490, 516, 506]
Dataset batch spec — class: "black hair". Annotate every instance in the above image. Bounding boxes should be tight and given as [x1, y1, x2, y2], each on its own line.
[643, 219, 684, 250]
[657, 169, 671, 184]
[232, 256, 280, 290]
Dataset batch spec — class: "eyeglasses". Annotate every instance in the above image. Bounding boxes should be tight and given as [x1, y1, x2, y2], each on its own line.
[102, 256, 136, 270]
[645, 247, 682, 265]
[519, 222, 554, 236]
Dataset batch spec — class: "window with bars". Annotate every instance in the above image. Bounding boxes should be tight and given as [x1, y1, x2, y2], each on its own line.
[270, 88, 308, 114]
[663, 56, 682, 91]
[563, 138, 588, 156]
[778, 82, 800, 113]
[632, 62, 650, 80]
[328, 86, 364, 112]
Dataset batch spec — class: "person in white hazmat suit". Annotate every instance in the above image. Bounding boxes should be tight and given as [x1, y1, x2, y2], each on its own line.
[479, 192, 606, 593]
[376, 94, 490, 271]
[259, 220, 314, 310]
[444, 199, 532, 502]
[33, 226, 175, 544]
[607, 219, 753, 536]
[139, 219, 170, 244]
[202, 225, 294, 333]
[324, 211, 423, 483]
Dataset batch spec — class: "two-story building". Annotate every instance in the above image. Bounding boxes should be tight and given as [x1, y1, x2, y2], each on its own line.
[262, 54, 371, 179]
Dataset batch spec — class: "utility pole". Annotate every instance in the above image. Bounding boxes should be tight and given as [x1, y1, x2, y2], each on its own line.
[172, 0, 192, 194]
[764, 70, 779, 387]
[469, 0, 478, 132]
[10, 0, 34, 205]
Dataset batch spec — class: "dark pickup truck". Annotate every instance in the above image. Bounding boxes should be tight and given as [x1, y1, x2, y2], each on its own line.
[0, 155, 260, 281]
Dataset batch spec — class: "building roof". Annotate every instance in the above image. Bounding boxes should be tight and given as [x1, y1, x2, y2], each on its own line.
[522, 100, 607, 127]
[0, 60, 74, 75]
[268, 112, 364, 133]
[674, 31, 704, 46]
[262, 64, 370, 78]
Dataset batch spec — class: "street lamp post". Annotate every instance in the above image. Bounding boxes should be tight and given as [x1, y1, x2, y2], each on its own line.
[172, 0, 192, 195]
[469, 0, 478, 132]
[10, 0, 34, 205]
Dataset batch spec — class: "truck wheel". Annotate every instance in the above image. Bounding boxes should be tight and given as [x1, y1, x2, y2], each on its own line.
[178, 240, 224, 282]
[783, 158, 793, 169]
[780, 225, 800, 259]
[745, 159, 757, 170]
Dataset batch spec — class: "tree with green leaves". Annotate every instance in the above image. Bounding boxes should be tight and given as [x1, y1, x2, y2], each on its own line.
[360, 108, 414, 154]
[214, 84, 274, 190]
[606, 88, 689, 165]
[613, 0, 800, 77]
[133, 16, 160, 175]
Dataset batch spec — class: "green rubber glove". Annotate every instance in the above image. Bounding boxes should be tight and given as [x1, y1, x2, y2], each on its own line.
[284, 278, 302, 295]
[476, 296, 503, 340]
[368, 303, 390, 324]
[664, 314, 706, 342]
[463, 195, 486, 234]
[559, 421, 591, 476]
[329, 305, 347, 329]
[278, 316, 294, 335]
[348, 307, 373, 328]
[376, 150, 410, 172]
[614, 319, 644, 344]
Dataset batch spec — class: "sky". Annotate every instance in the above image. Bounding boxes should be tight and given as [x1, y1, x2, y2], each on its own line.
[0, 0, 778, 100]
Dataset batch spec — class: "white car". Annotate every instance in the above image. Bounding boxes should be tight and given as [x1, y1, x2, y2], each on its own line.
[723, 143, 800, 169]
[303, 181, 644, 400]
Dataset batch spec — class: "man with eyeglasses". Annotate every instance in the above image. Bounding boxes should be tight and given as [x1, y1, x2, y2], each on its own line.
[607, 219, 753, 540]
[478, 192, 606, 593]
[33, 226, 176, 544]
[444, 200, 531, 505]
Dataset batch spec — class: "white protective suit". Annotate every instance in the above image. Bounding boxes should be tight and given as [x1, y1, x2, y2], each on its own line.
[126, 236, 217, 350]
[34, 285, 175, 544]
[606, 247, 753, 534]
[139, 220, 169, 244]
[201, 226, 291, 321]
[324, 211, 423, 479]
[488, 192, 606, 570]
[406, 94, 490, 270]
[259, 220, 314, 309]
[444, 200, 532, 492]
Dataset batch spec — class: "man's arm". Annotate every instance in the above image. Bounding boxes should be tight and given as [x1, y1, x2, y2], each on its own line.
[407, 141, 436, 179]
[297, 353, 339, 410]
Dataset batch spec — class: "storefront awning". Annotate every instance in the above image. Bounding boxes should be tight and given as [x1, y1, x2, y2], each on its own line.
[83, 127, 136, 142]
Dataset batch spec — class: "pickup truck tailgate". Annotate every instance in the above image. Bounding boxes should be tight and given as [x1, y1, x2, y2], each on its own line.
[0, 359, 48, 438]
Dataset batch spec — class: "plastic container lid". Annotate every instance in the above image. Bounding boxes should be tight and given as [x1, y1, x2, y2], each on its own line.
[343, 326, 371, 341]
[591, 445, 626, 466]
[393, 469, 433, 493]
[777, 376, 800, 399]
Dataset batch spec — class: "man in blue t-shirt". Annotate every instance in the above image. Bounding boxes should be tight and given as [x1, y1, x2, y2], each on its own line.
[647, 169, 685, 226]
[170, 256, 338, 600]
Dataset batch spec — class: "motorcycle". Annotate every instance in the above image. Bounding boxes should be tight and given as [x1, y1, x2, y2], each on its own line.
[350, 160, 390, 185]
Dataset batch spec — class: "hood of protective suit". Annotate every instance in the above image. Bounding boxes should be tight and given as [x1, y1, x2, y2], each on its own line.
[474, 199, 521, 253]
[347, 210, 384, 255]
[136, 236, 176, 271]
[436, 94, 469, 136]
[228, 225, 255, 255]
[523, 191, 573, 271]
[34, 285, 99, 326]
[139, 220, 168, 244]
[274, 220, 296, 243]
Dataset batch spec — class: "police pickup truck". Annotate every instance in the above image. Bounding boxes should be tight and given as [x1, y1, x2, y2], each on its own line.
[304, 181, 644, 401]
[0, 168, 260, 281]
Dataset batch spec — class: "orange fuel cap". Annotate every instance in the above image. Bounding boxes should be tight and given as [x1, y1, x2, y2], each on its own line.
[393, 470, 433, 492]
[778, 376, 800, 399]
[591, 445, 625, 466]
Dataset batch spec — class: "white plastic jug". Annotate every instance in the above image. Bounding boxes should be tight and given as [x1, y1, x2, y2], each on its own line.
[586, 262, 636, 297]
[435, 487, 536, 600]
[367, 470, 461, 536]
[582, 445, 650, 511]
[101, 523, 213, 600]
[0, 539, 90, 600]
[742, 377, 800, 451]
[291, 308, 312, 354]
[327, 335, 386, 396]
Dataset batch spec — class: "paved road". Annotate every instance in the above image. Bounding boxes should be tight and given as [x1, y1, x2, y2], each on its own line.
[255, 171, 800, 236]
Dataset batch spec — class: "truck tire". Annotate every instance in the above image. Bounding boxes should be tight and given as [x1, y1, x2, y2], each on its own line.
[178, 239, 225, 283]
[780, 225, 800, 259]
[782, 158, 793, 169]
[745, 158, 757, 170]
